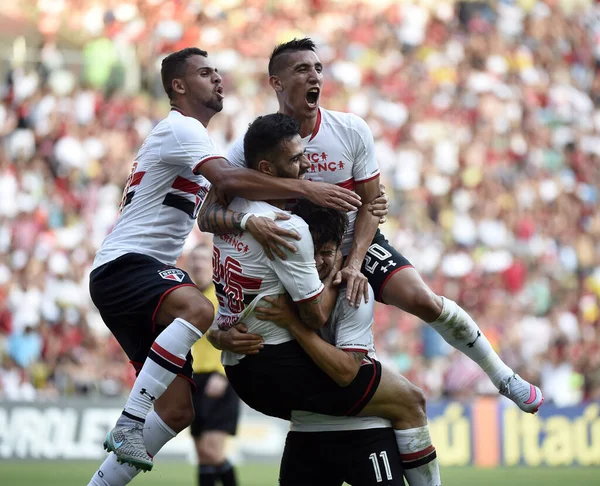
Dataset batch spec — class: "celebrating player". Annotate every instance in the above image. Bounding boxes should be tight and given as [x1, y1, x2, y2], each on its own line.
[207, 113, 441, 486]
[223, 38, 543, 413]
[87, 46, 361, 482]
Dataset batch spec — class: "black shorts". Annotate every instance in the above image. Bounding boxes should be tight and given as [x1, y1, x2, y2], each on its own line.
[279, 428, 404, 486]
[89, 253, 197, 383]
[190, 372, 240, 437]
[361, 230, 412, 303]
[224, 340, 381, 421]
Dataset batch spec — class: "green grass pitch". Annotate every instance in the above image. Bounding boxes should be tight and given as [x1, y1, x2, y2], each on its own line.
[0, 461, 599, 485]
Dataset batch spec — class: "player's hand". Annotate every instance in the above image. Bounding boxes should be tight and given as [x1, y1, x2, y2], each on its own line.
[209, 324, 264, 354]
[368, 184, 389, 224]
[304, 181, 362, 212]
[333, 264, 369, 308]
[246, 214, 301, 261]
[255, 294, 297, 329]
[205, 372, 229, 398]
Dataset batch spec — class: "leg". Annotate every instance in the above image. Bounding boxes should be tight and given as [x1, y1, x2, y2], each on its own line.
[279, 432, 344, 486]
[90, 256, 212, 471]
[367, 235, 542, 413]
[195, 432, 232, 486]
[191, 372, 240, 486]
[106, 286, 213, 469]
[88, 377, 191, 486]
[358, 366, 440, 486]
[344, 429, 405, 486]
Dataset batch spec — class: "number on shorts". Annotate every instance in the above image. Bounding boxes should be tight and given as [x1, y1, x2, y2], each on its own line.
[369, 451, 393, 482]
[364, 243, 393, 274]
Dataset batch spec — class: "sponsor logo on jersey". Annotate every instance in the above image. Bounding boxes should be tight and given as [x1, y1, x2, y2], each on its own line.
[158, 269, 185, 282]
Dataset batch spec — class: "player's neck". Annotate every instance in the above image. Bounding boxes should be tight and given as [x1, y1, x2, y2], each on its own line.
[278, 106, 317, 139]
[170, 102, 212, 127]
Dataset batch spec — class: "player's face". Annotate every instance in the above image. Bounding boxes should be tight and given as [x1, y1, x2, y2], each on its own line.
[182, 55, 224, 113]
[314, 241, 338, 280]
[271, 135, 311, 179]
[275, 50, 323, 118]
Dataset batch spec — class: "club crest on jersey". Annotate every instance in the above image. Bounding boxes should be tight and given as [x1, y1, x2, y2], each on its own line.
[159, 269, 185, 282]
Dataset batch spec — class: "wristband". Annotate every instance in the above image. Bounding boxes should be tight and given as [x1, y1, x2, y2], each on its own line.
[240, 213, 253, 230]
[240, 211, 278, 230]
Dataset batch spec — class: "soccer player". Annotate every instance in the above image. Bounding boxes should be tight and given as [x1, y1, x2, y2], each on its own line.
[223, 38, 543, 414]
[87, 46, 361, 481]
[207, 113, 440, 486]
[189, 241, 240, 486]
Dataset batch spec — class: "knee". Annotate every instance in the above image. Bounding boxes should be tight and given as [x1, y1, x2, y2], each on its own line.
[158, 403, 195, 433]
[407, 384, 427, 420]
[410, 287, 442, 322]
[197, 441, 225, 465]
[179, 298, 214, 333]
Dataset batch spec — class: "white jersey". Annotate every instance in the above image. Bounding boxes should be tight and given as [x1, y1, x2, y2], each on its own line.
[214, 199, 324, 366]
[290, 285, 391, 432]
[227, 108, 380, 256]
[93, 109, 222, 269]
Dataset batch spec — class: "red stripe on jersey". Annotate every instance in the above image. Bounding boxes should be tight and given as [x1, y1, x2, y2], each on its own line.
[341, 347, 369, 353]
[400, 445, 436, 462]
[308, 109, 322, 142]
[170, 107, 187, 116]
[130, 171, 146, 187]
[296, 285, 324, 304]
[151, 342, 186, 368]
[355, 173, 380, 184]
[172, 176, 200, 195]
[337, 178, 355, 191]
[232, 273, 263, 290]
[193, 155, 223, 174]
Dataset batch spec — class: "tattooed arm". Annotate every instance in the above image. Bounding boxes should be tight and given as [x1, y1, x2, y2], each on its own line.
[197, 187, 301, 259]
[197, 186, 244, 233]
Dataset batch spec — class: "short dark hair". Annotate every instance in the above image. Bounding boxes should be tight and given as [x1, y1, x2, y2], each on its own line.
[161, 47, 207, 100]
[243, 113, 300, 169]
[293, 199, 348, 251]
[268, 37, 316, 76]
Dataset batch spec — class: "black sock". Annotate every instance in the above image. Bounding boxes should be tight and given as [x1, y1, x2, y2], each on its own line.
[217, 460, 237, 486]
[198, 464, 217, 486]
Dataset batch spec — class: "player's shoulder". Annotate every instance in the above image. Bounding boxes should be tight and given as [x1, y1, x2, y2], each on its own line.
[335, 284, 375, 322]
[321, 108, 369, 131]
[226, 133, 247, 168]
[321, 108, 367, 127]
[167, 109, 209, 142]
[281, 212, 310, 233]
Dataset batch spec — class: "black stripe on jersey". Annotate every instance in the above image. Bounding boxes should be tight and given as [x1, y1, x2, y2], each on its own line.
[214, 282, 256, 306]
[163, 193, 194, 218]
[123, 191, 135, 208]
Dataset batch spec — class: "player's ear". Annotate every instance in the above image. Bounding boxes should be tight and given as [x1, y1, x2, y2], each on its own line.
[172, 77, 185, 96]
[257, 160, 276, 177]
[269, 75, 283, 93]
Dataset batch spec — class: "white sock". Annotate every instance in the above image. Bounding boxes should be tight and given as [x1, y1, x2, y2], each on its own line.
[428, 297, 513, 388]
[88, 411, 177, 486]
[394, 427, 441, 486]
[123, 318, 202, 421]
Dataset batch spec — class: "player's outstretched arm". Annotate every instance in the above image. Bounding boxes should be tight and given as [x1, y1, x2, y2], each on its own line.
[335, 175, 381, 307]
[198, 158, 362, 212]
[256, 295, 365, 387]
[197, 187, 301, 260]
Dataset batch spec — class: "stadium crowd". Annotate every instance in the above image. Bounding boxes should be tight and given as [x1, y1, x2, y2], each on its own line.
[1, 0, 599, 408]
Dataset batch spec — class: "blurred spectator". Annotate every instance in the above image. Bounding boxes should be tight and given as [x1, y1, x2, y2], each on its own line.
[0, 0, 598, 403]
